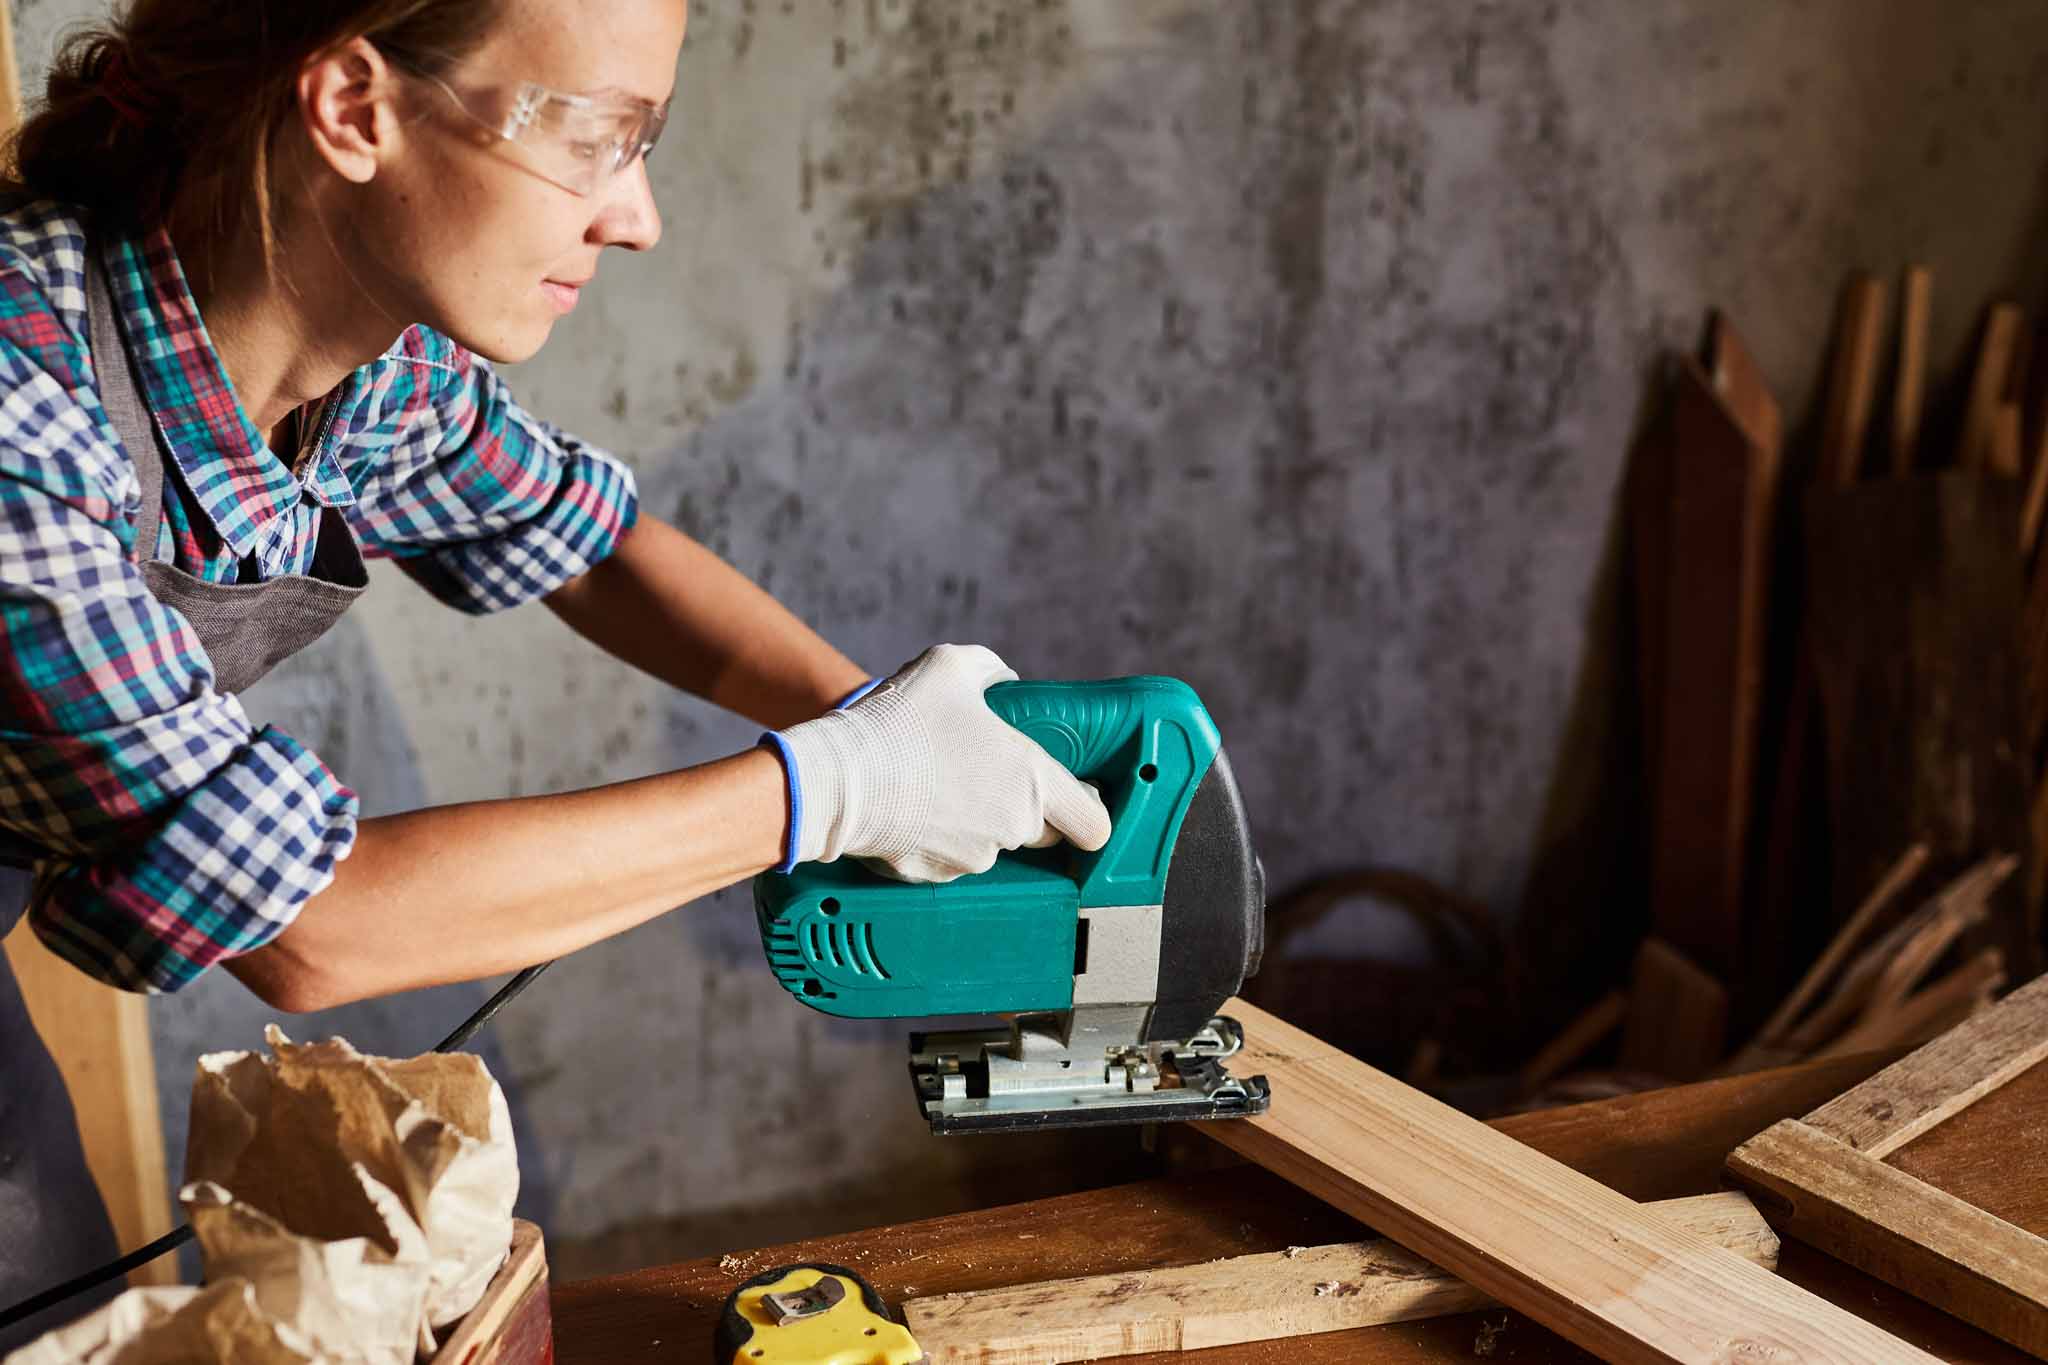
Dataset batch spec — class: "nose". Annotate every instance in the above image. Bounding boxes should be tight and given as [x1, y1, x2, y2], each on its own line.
[591, 157, 662, 251]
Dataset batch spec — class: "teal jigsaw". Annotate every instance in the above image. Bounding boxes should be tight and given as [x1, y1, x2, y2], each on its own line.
[753, 677, 1270, 1133]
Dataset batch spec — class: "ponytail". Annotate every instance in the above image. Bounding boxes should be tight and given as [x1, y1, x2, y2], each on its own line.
[4, 1, 502, 253]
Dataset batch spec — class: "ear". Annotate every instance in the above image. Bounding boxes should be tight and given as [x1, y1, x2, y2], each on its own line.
[295, 37, 403, 186]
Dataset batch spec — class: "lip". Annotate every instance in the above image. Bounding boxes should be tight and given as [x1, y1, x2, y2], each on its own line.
[541, 278, 590, 313]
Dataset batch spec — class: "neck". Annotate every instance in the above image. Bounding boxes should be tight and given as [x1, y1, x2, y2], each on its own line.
[164, 194, 408, 436]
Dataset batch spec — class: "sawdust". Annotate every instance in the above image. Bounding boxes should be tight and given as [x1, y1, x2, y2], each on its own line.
[717, 1253, 759, 1274]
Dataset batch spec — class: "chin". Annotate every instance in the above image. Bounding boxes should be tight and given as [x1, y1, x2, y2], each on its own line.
[452, 321, 553, 367]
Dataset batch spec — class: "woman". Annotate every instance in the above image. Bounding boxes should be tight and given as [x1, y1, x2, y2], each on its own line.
[0, 0, 1110, 1337]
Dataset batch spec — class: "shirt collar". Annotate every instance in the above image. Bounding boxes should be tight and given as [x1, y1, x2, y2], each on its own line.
[98, 229, 355, 559]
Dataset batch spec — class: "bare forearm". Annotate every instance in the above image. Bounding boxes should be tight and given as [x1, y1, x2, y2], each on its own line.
[545, 515, 867, 728]
[228, 747, 787, 1011]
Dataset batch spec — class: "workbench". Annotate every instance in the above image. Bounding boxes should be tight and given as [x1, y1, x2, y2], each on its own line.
[552, 1049, 2040, 1362]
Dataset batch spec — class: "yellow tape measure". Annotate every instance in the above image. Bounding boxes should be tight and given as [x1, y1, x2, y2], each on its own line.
[715, 1263, 925, 1365]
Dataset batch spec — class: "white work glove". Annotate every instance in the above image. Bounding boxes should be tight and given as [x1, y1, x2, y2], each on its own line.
[764, 643, 1113, 882]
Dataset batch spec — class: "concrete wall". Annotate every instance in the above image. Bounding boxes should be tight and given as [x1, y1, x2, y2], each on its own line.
[15, 0, 2048, 1269]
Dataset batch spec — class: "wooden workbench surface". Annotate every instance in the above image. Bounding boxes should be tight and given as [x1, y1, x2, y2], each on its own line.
[552, 1049, 2036, 1363]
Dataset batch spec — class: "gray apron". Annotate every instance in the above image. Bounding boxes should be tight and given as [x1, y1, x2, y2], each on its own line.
[0, 245, 366, 1348]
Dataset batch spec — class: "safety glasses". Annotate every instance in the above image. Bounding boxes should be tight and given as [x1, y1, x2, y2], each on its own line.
[405, 67, 670, 198]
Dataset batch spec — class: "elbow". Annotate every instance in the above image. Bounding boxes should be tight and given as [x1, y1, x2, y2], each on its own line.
[225, 939, 356, 1014]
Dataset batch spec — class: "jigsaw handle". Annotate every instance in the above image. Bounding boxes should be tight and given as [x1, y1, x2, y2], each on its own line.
[984, 676, 1221, 906]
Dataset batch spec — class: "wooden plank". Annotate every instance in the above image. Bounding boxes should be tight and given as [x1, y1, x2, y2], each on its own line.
[432, 1220, 551, 1364]
[1205, 998, 1936, 1364]
[1891, 265, 1933, 473]
[1, 921, 174, 1288]
[1803, 475, 2038, 980]
[1728, 1121, 2048, 1358]
[1649, 356, 1780, 980]
[1617, 937, 1727, 1081]
[1958, 304, 2024, 469]
[1708, 310, 1782, 455]
[902, 1193, 1777, 1365]
[1802, 969, 2048, 1159]
[1819, 274, 1888, 485]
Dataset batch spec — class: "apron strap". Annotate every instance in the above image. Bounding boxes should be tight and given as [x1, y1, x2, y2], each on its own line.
[83, 249, 169, 566]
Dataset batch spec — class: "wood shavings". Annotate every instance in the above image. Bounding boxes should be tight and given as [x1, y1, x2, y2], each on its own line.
[1283, 1246, 1306, 1259]
[1313, 1281, 1339, 1297]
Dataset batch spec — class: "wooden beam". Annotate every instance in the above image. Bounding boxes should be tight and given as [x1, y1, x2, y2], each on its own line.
[1205, 998, 1936, 1363]
[1891, 265, 1933, 473]
[902, 1193, 1778, 1365]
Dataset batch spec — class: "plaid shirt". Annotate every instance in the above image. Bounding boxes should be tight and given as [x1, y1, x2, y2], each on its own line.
[0, 199, 639, 992]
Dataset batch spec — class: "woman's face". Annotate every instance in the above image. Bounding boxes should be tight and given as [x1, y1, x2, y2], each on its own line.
[366, 0, 686, 363]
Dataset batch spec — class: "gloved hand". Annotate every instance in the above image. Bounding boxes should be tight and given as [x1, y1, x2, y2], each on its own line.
[762, 644, 1113, 882]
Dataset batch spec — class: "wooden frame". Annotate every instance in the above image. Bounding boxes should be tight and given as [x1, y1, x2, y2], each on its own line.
[429, 1220, 551, 1364]
[1727, 971, 2048, 1356]
[1206, 998, 1934, 1364]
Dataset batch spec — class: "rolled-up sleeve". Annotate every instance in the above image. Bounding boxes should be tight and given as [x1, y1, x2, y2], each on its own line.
[0, 328, 357, 992]
[345, 326, 639, 614]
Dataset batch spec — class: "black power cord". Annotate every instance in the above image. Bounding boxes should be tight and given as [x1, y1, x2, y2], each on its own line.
[0, 961, 553, 1336]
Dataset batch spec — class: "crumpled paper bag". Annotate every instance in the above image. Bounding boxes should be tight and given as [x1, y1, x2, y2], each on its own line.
[183, 1025, 519, 1356]
[0, 1278, 315, 1365]
[5, 1028, 518, 1365]
[182, 1181, 430, 1364]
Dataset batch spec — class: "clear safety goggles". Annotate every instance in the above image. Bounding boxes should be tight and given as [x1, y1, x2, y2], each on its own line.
[406, 68, 670, 197]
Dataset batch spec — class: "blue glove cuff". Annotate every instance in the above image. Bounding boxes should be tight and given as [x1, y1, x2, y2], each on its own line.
[758, 731, 803, 874]
[834, 678, 880, 709]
